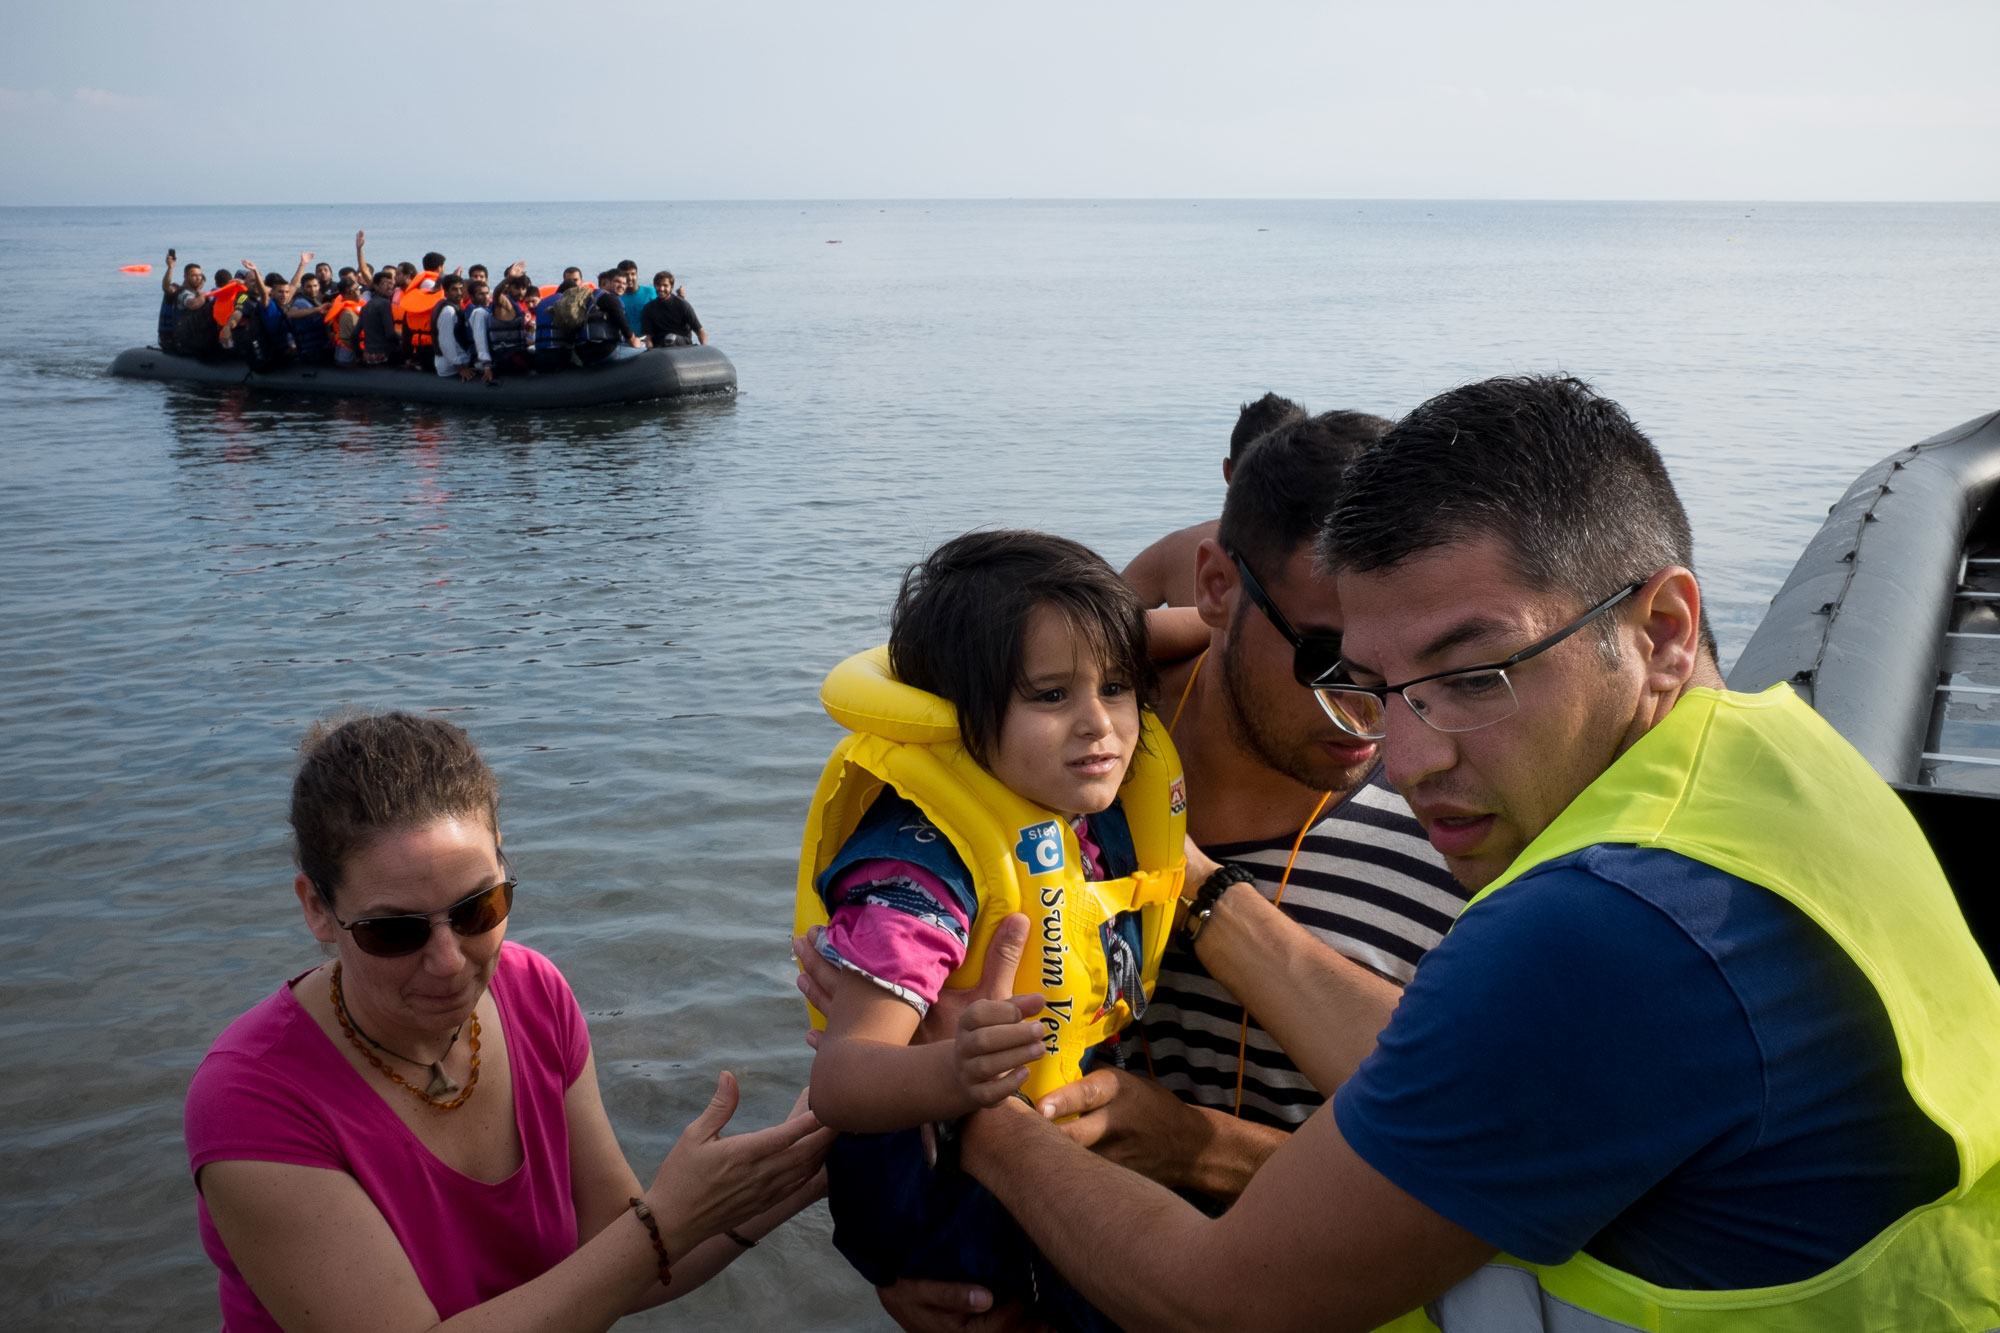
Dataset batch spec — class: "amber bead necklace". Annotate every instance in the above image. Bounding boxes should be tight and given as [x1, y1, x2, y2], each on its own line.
[330, 962, 481, 1111]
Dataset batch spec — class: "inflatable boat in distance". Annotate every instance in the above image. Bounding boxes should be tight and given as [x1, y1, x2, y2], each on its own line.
[1730, 407, 2000, 963]
[108, 344, 736, 410]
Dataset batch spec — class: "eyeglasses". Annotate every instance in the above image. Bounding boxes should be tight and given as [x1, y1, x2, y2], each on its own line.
[1311, 582, 1644, 740]
[327, 863, 516, 958]
[1231, 551, 1345, 687]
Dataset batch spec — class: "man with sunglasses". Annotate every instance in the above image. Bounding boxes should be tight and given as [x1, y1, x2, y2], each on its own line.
[935, 375, 1995, 1330]
[1114, 410, 1464, 1134]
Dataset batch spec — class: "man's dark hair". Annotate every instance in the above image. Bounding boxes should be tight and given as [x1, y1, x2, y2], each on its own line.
[215, 268, 234, 283]
[890, 530, 1155, 769]
[421, 251, 446, 272]
[440, 274, 466, 297]
[183, 262, 202, 278]
[467, 263, 488, 279]
[617, 259, 638, 273]
[597, 269, 617, 287]
[1322, 375, 1713, 653]
[1229, 392, 1308, 460]
[337, 265, 356, 279]
[653, 270, 674, 291]
[1218, 410, 1390, 574]
[562, 266, 582, 281]
[373, 268, 397, 288]
[398, 261, 418, 279]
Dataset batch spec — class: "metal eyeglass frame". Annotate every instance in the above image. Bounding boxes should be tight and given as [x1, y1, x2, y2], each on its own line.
[1230, 550, 1346, 687]
[1310, 581, 1644, 740]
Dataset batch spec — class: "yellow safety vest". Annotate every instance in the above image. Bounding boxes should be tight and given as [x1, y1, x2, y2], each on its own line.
[1417, 685, 2000, 1331]
[795, 648, 1189, 1102]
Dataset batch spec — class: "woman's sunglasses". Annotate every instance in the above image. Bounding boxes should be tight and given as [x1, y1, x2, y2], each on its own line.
[328, 870, 516, 958]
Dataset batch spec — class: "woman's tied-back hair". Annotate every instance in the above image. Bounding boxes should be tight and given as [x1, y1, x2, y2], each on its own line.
[290, 712, 500, 903]
[889, 530, 1156, 769]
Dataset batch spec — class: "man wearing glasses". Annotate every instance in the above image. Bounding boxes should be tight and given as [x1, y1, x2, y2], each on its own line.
[941, 375, 1995, 1330]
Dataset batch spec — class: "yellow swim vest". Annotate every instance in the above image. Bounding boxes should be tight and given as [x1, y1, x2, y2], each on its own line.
[795, 647, 1188, 1102]
[1416, 685, 2000, 1332]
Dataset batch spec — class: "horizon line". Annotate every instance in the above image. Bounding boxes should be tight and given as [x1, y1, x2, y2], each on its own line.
[4, 195, 1998, 210]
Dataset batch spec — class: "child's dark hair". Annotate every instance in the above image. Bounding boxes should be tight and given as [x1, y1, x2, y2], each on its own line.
[890, 530, 1156, 767]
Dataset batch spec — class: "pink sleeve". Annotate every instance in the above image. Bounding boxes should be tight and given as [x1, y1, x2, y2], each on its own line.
[505, 944, 591, 1086]
[820, 859, 972, 1013]
[185, 1050, 342, 1176]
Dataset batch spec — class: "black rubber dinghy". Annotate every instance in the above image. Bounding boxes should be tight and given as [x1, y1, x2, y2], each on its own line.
[109, 344, 736, 409]
[1730, 407, 2000, 964]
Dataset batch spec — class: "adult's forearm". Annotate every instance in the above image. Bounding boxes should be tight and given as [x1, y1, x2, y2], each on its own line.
[1195, 882, 1400, 1094]
[1178, 1106, 1288, 1201]
[435, 1202, 665, 1331]
[963, 1106, 1227, 1330]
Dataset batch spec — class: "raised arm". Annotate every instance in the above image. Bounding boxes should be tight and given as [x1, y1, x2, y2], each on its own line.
[290, 251, 312, 291]
[355, 230, 373, 282]
[1190, 877, 1402, 1095]
[162, 248, 178, 297]
[1143, 606, 1209, 666]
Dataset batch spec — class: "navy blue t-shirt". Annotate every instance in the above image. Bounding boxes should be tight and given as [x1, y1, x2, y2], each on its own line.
[1332, 844, 1956, 1289]
[260, 296, 292, 351]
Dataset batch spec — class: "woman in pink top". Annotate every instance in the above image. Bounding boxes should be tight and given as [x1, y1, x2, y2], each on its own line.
[184, 712, 831, 1330]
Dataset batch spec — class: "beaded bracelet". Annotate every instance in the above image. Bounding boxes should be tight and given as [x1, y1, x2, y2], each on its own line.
[628, 1196, 673, 1287]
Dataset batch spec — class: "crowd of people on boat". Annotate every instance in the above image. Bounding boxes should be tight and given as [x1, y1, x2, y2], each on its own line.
[154, 232, 707, 381]
[183, 375, 1998, 1330]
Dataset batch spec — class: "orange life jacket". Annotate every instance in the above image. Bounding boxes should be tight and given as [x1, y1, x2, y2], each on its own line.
[324, 296, 364, 350]
[398, 271, 444, 351]
[209, 282, 246, 326]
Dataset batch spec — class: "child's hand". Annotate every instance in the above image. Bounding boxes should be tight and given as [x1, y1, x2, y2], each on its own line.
[953, 994, 1047, 1107]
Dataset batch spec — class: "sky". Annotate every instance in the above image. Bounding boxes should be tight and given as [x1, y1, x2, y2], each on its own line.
[4, 0, 1996, 205]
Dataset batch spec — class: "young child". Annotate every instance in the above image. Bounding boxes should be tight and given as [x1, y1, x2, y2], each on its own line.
[795, 529, 1187, 1330]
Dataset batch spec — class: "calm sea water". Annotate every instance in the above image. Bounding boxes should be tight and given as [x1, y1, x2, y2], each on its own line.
[0, 200, 1995, 1328]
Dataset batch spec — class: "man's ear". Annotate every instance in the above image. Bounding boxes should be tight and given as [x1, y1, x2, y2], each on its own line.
[296, 872, 338, 946]
[1192, 538, 1237, 631]
[1221, 456, 1235, 484]
[1634, 567, 1703, 694]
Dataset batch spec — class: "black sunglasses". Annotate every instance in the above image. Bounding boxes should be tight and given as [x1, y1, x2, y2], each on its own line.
[328, 869, 516, 958]
[1231, 551, 1344, 686]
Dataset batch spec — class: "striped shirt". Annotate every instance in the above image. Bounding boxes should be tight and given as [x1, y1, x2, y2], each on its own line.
[1130, 768, 1468, 1127]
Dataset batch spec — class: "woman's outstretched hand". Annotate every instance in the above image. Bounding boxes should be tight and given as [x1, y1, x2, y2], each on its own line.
[646, 1071, 832, 1258]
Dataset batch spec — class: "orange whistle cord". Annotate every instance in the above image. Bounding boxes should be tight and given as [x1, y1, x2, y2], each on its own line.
[1136, 651, 1334, 1116]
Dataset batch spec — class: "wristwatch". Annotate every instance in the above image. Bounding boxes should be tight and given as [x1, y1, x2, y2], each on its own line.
[1180, 863, 1257, 945]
